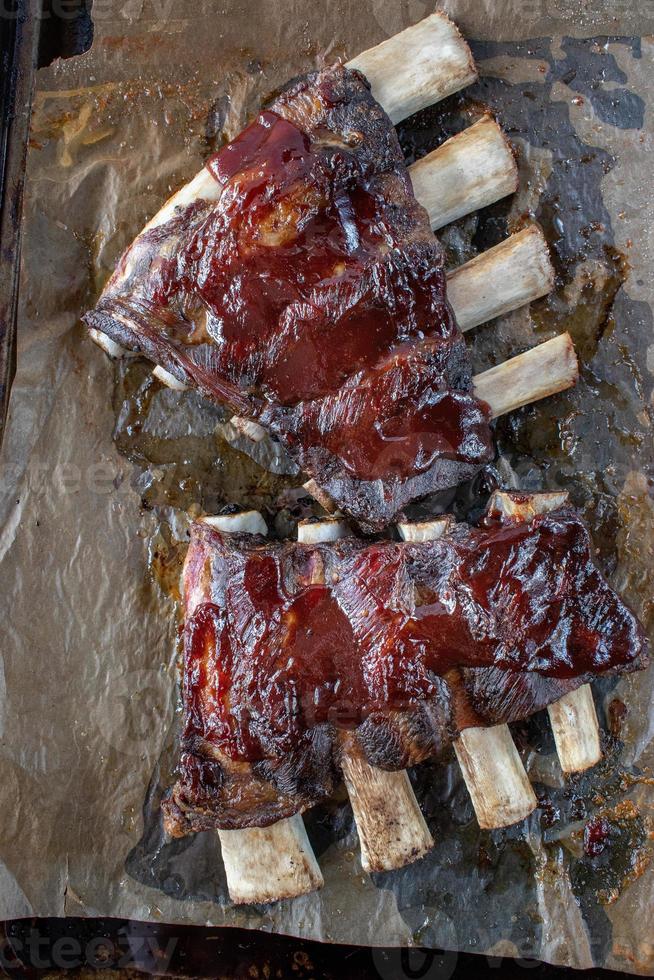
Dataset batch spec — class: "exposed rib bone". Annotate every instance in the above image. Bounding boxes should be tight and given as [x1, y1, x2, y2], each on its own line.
[486, 490, 569, 520]
[89, 328, 125, 359]
[218, 821, 323, 905]
[339, 747, 434, 873]
[153, 366, 189, 391]
[548, 687, 602, 774]
[199, 510, 323, 904]
[296, 517, 352, 544]
[396, 515, 454, 542]
[451, 726, 538, 828]
[488, 491, 602, 774]
[200, 510, 268, 536]
[474, 333, 578, 418]
[143, 168, 222, 236]
[346, 12, 477, 124]
[229, 417, 268, 443]
[297, 518, 434, 872]
[303, 479, 340, 515]
[90, 309, 147, 358]
[448, 225, 554, 332]
[397, 518, 537, 829]
[410, 116, 518, 231]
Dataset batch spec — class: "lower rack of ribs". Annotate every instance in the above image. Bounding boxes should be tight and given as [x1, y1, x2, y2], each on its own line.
[162, 492, 648, 893]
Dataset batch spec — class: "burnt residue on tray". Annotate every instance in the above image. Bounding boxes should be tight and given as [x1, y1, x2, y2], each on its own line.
[118, 37, 654, 937]
[572, 800, 652, 963]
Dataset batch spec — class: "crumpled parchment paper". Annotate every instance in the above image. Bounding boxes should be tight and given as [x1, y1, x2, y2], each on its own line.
[1, 0, 653, 973]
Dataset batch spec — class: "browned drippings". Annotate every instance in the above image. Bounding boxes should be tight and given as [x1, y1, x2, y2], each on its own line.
[572, 800, 653, 906]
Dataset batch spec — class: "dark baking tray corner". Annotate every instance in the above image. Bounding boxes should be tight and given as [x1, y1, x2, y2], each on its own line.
[0, 0, 92, 451]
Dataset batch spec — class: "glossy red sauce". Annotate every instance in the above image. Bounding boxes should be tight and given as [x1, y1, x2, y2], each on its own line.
[283, 350, 492, 480]
[90, 66, 496, 507]
[183, 515, 647, 763]
[144, 110, 454, 407]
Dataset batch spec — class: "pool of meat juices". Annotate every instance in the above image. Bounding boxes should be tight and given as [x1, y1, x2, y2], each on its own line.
[117, 80, 653, 910]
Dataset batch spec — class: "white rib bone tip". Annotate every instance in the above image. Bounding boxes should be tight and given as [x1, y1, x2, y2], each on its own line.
[297, 518, 351, 544]
[548, 686, 602, 773]
[397, 516, 455, 542]
[303, 479, 338, 515]
[340, 754, 434, 872]
[201, 511, 268, 536]
[487, 490, 570, 521]
[410, 116, 518, 231]
[142, 167, 223, 235]
[347, 12, 477, 124]
[152, 366, 189, 391]
[219, 816, 324, 904]
[89, 328, 125, 359]
[474, 333, 579, 419]
[454, 725, 538, 828]
[230, 416, 268, 442]
[448, 225, 555, 332]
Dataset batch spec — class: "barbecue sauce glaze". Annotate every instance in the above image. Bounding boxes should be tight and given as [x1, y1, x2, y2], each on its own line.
[88, 64, 495, 526]
[181, 511, 647, 765]
[141, 107, 492, 484]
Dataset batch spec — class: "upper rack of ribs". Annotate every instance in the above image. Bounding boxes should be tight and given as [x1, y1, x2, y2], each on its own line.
[83, 64, 494, 532]
[163, 500, 648, 836]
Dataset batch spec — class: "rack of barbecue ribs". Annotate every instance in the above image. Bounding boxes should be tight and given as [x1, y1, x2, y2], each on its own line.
[82, 11, 647, 905]
[163, 493, 648, 903]
[83, 13, 576, 534]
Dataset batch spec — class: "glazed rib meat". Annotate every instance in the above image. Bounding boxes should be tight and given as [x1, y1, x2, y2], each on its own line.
[162, 505, 648, 835]
[83, 64, 494, 531]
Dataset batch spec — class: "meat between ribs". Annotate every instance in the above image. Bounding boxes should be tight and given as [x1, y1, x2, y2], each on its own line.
[162, 507, 648, 835]
[84, 64, 494, 531]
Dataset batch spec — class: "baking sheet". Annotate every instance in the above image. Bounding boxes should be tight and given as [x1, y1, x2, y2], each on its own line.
[1, 0, 653, 972]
